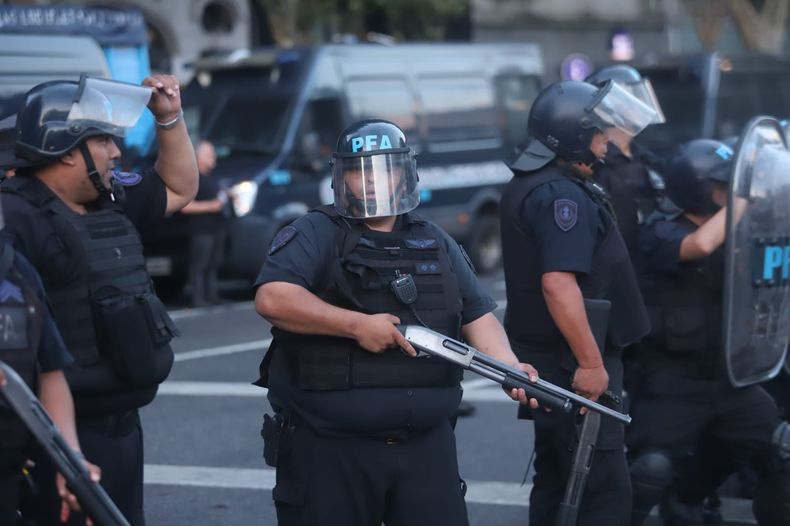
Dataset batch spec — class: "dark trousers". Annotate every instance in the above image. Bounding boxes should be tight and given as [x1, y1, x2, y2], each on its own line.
[0, 449, 25, 526]
[515, 345, 631, 526]
[626, 372, 782, 511]
[273, 419, 469, 526]
[21, 410, 145, 526]
[187, 230, 226, 305]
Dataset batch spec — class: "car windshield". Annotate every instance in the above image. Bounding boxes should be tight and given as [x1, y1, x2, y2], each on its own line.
[204, 95, 291, 155]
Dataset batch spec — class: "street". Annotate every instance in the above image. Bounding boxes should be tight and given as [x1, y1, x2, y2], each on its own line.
[143, 272, 757, 526]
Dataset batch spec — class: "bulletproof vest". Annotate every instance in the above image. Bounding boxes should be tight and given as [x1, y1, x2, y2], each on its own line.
[637, 214, 724, 377]
[269, 206, 464, 391]
[594, 147, 659, 257]
[1, 176, 176, 398]
[501, 164, 649, 351]
[0, 249, 43, 448]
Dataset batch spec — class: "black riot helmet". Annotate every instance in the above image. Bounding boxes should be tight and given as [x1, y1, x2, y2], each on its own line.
[665, 139, 734, 215]
[331, 119, 419, 218]
[586, 65, 665, 124]
[509, 80, 657, 172]
[13, 76, 151, 199]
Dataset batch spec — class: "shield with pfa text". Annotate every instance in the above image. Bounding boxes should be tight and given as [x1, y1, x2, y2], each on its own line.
[723, 117, 790, 387]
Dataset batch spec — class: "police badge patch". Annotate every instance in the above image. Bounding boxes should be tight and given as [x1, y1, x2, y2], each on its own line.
[268, 225, 298, 255]
[553, 199, 578, 232]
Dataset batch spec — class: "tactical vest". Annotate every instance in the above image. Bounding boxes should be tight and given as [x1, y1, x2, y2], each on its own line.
[637, 214, 724, 378]
[0, 248, 43, 448]
[268, 206, 464, 391]
[501, 165, 649, 351]
[2, 176, 176, 395]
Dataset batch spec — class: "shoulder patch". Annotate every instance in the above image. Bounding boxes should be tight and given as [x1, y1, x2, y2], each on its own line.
[553, 198, 578, 232]
[111, 170, 143, 187]
[268, 225, 298, 255]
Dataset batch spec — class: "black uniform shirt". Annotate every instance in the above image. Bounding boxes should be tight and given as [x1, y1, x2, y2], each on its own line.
[256, 210, 496, 434]
[520, 180, 602, 277]
[256, 211, 496, 324]
[187, 174, 228, 234]
[8, 249, 72, 372]
[0, 170, 167, 275]
[636, 215, 693, 276]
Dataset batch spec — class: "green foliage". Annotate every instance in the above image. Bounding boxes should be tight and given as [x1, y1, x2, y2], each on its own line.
[261, 0, 470, 43]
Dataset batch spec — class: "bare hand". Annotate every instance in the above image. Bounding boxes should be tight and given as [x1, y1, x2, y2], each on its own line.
[57, 459, 101, 525]
[571, 364, 609, 403]
[505, 363, 540, 409]
[0, 368, 5, 387]
[143, 74, 181, 122]
[353, 313, 416, 356]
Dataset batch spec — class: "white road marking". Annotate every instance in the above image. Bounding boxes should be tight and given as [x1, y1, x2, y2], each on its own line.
[157, 379, 510, 402]
[173, 339, 272, 363]
[142, 463, 756, 522]
[144, 464, 531, 506]
[158, 381, 263, 396]
[169, 301, 255, 321]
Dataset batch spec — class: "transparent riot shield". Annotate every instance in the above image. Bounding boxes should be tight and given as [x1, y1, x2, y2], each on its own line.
[724, 117, 790, 387]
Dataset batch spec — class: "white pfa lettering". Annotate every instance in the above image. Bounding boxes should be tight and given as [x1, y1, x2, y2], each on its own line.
[0, 313, 15, 343]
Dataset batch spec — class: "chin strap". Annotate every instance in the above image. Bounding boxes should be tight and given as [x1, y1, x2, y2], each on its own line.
[78, 142, 115, 202]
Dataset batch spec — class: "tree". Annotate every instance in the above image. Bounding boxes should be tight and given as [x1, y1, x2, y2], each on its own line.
[682, 0, 790, 54]
[256, 0, 470, 46]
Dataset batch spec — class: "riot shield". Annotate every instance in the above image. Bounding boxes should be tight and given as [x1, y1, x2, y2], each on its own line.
[723, 117, 790, 387]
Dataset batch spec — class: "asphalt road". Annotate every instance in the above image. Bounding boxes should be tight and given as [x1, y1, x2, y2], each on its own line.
[142, 273, 757, 526]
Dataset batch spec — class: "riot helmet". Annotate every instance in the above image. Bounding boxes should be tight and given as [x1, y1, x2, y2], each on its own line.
[14, 76, 151, 199]
[510, 80, 657, 172]
[586, 65, 665, 124]
[331, 119, 419, 219]
[665, 139, 734, 215]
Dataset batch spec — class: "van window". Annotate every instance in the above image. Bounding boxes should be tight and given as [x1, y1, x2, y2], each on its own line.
[346, 79, 417, 144]
[418, 77, 501, 153]
[495, 75, 541, 149]
[206, 94, 290, 154]
[637, 68, 705, 151]
[290, 96, 344, 172]
[715, 71, 790, 138]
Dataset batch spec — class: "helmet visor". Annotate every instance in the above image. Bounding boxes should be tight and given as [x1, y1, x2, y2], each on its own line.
[332, 151, 419, 218]
[588, 81, 658, 137]
[621, 78, 665, 124]
[66, 77, 152, 136]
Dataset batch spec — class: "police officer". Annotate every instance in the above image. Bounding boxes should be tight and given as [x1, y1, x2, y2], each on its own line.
[626, 139, 789, 526]
[254, 119, 539, 526]
[0, 75, 198, 525]
[0, 230, 100, 523]
[500, 80, 653, 526]
[586, 65, 667, 256]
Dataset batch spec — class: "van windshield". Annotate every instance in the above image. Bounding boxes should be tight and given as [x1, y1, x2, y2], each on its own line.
[715, 70, 790, 138]
[204, 95, 291, 154]
[636, 67, 705, 152]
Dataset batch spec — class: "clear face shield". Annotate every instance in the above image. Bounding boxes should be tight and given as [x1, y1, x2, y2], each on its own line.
[587, 81, 658, 138]
[618, 78, 665, 124]
[66, 77, 152, 137]
[332, 149, 420, 219]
